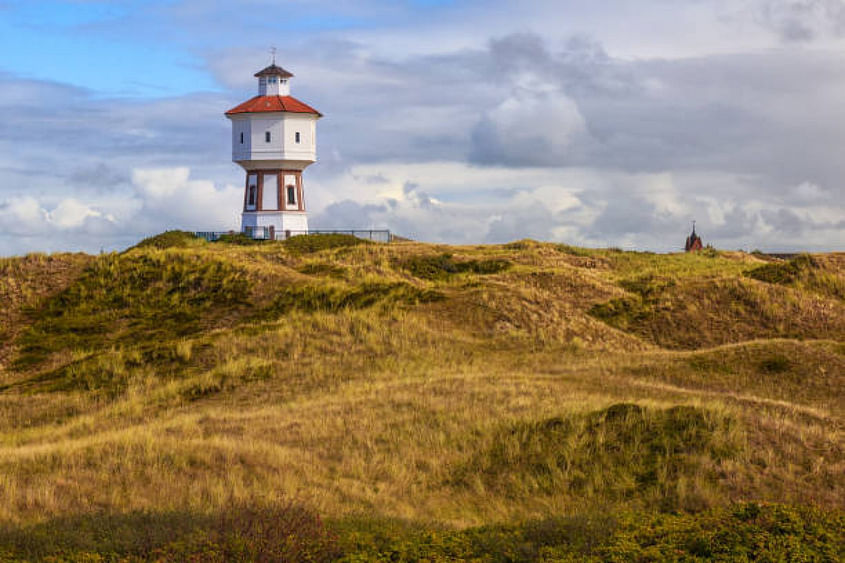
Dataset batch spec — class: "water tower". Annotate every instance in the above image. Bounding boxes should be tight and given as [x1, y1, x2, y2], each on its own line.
[225, 58, 322, 238]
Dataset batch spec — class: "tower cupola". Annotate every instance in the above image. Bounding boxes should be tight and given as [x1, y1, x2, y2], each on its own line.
[256, 64, 293, 96]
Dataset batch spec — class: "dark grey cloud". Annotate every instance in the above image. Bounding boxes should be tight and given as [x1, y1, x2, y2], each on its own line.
[454, 36, 845, 221]
[68, 164, 130, 190]
[756, 0, 845, 42]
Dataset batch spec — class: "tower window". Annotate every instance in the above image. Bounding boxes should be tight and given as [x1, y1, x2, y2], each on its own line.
[287, 185, 296, 205]
[295, 132, 301, 143]
[240, 132, 244, 144]
[265, 131, 271, 143]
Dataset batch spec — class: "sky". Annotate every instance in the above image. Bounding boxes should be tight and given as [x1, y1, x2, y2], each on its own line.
[1, 0, 844, 255]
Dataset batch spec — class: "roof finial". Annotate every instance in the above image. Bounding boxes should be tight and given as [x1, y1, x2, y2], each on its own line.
[270, 46, 277, 65]
[692, 219, 696, 234]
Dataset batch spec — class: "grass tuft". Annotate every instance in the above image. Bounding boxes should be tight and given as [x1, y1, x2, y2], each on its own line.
[456, 403, 744, 512]
[401, 253, 511, 280]
[282, 233, 370, 255]
[131, 230, 206, 250]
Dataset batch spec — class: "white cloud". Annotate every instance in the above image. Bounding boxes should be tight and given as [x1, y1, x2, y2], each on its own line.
[0, 168, 242, 255]
[310, 161, 844, 251]
[47, 199, 107, 229]
[0, 197, 47, 235]
[131, 167, 242, 231]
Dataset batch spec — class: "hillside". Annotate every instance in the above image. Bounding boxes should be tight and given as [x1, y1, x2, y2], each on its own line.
[0, 233, 843, 560]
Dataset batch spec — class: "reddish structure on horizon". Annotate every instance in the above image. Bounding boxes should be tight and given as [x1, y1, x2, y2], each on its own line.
[685, 222, 703, 252]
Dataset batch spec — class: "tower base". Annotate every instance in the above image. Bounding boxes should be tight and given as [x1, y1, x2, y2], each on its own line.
[242, 211, 308, 239]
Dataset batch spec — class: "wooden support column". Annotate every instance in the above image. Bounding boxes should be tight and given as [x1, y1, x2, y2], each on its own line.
[277, 169, 284, 211]
[242, 173, 249, 211]
[297, 173, 305, 211]
[256, 172, 264, 211]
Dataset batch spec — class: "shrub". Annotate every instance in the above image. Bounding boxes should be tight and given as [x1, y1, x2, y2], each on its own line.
[215, 232, 264, 245]
[745, 254, 817, 285]
[282, 233, 370, 254]
[263, 282, 443, 317]
[333, 504, 844, 561]
[0, 503, 340, 562]
[553, 243, 595, 257]
[131, 230, 205, 250]
[401, 253, 511, 280]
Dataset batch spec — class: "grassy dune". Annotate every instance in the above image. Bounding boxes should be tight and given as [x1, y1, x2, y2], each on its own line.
[0, 232, 842, 560]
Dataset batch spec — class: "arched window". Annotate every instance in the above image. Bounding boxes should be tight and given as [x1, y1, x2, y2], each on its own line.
[287, 185, 296, 205]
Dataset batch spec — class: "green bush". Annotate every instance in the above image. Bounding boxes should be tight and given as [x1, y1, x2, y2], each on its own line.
[2, 503, 840, 561]
[283, 233, 370, 254]
[214, 232, 264, 245]
[587, 296, 649, 330]
[0, 503, 340, 562]
[131, 230, 205, 250]
[402, 253, 511, 280]
[334, 504, 844, 562]
[263, 282, 443, 317]
[553, 243, 595, 257]
[745, 254, 817, 285]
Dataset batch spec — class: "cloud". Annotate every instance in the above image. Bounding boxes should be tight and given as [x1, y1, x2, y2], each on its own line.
[470, 85, 589, 167]
[0, 197, 47, 235]
[131, 167, 242, 231]
[47, 199, 108, 229]
[754, 0, 845, 42]
[0, 167, 241, 254]
[310, 162, 844, 251]
[2, 9, 845, 255]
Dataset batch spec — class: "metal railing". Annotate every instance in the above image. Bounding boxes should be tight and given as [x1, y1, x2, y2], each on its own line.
[276, 229, 392, 242]
[195, 228, 393, 243]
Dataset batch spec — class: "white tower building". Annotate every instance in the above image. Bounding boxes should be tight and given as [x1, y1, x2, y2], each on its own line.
[225, 62, 322, 238]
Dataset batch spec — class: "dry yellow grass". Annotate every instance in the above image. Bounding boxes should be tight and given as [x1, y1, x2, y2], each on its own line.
[0, 236, 842, 540]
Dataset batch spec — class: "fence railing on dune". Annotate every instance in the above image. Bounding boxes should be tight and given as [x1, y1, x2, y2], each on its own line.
[195, 229, 393, 243]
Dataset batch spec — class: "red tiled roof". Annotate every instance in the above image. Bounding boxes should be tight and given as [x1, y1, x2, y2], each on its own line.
[225, 95, 322, 117]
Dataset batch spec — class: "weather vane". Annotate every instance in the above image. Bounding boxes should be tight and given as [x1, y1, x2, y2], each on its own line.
[270, 46, 277, 65]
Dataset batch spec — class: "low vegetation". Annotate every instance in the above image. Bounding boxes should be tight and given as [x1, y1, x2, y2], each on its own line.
[454, 404, 744, 513]
[0, 236, 841, 560]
